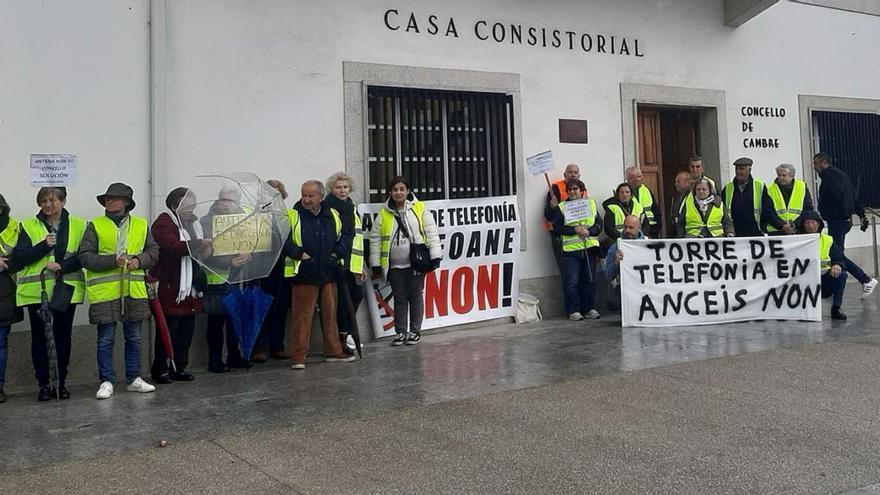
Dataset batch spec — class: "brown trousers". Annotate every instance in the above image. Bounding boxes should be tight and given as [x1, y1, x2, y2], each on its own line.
[291, 282, 343, 364]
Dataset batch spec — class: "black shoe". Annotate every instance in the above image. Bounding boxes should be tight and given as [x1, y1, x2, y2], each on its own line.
[831, 307, 848, 320]
[392, 333, 407, 346]
[405, 332, 421, 345]
[0, 389, 7, 403]
[38, 386, 55, 402]
[170, 371, 195, 382]
[153, 373, 173, 384]
[58, 386, 70, 400]
[227, 357, 250, 369]
[208, 362, 231, 373]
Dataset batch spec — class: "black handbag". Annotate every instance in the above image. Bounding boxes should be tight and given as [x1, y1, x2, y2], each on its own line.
[395, 211, 436, 274]
[48, 275, 75, 313]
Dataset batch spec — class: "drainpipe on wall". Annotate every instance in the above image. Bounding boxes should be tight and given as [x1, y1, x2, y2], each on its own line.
[149, 0, 168, 219]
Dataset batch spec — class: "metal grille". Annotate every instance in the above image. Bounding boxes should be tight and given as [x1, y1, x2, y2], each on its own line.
[367, 86, 516, 203]
[814, 111, 880, 208]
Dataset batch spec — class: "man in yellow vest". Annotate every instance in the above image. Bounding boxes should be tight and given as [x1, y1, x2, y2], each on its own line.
[688, 155, 716, 193]
[766, 163, 813, 235]
[0, 193, 24, 404]
[669, 171, 694, 238]
[801, 211, 847, 320]
[285, 180, 355, 369]
[721, 157, 789, 237]
[544, 163, 581, 272]
[78, 183, 160, 399]
[625, 166, 661, 238]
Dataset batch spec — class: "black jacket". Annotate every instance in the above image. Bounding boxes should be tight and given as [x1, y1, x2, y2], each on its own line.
[0, 208, 23, 325]
[722, 178, 784, 237]
[552, 204, 602, 257]
[7, 209, 83, 277]
[289, 201, 352, 285]
[818, 166, 861, 221]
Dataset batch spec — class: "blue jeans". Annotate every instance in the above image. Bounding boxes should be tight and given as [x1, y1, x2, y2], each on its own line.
[562, 254, 596, 315]
[96, 321, 143, 384]
[826, 218, 871, 284]
[822, 271, 848, 308]
[0, 324, 10, 390]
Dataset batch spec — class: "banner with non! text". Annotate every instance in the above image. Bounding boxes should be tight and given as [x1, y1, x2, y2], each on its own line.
[359, 196, 520, 338]
[619, 235, 821, 327]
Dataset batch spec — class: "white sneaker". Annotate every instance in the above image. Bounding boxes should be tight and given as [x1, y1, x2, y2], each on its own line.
[96, 381, 114, 400]
[568, 312, 583, 321]
[861, 278, 878, 299]
[584, 309, 601, 319]
[126, 377, 156, 393]
[291, 363, 305, 370]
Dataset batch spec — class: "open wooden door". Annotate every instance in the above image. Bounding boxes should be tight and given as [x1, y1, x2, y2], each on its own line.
[637, 108, 664, 228]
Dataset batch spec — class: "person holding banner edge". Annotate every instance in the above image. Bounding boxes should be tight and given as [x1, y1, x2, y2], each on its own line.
[800, 210, 847, 320]
[604, 215, 644, 312]
[553, 179, 602, 320]
[677, 178, 734, 238]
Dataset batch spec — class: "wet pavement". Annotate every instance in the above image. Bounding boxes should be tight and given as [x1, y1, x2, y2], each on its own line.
[1, 290, 879, 493]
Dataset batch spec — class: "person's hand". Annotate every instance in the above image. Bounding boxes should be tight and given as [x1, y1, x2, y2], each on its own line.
[45, 233, 57, 247]
[45, 262, 62, 272]
[0, 257, 7, 272]
[127, 257, 140, 270]
[830, 264, 843, 278]
[614, 249, 623, 265]
[196, 239, 213, 255]
[358, 269, 367, 282]
[116, 255, 130, 268]
[725, 232, 735, 237]
[574, 225, 587, 237]
[549, 196, 559, 209]
[782, 223, 795, 235]
[861, 216, 870, 232]
[231, 253, 251, 268]
[301, 252, 312, 260]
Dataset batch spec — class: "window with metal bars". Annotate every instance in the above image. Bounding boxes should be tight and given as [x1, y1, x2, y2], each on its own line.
[366, 86, 517, 203]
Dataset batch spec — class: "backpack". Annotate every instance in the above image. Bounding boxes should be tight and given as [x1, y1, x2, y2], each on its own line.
[515, 293, 542, 323]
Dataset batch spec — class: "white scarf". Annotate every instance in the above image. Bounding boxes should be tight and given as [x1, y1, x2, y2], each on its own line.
[169, 211, 203, 303]
[695, 195, 715, 214]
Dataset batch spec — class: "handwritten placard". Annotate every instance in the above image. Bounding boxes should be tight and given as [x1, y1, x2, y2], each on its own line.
[562, 198, 593, 223]
[212, 213, 272, 256]
[526, 150, 555, 176]
[30, 154, 76, 186]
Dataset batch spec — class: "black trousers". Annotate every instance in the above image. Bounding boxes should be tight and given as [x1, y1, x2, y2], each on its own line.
[206, 314, 243, 366]
[256, 282, 290, 354]
[27, 304, 76, 388]
[336, 271, 364, 335]
[151, 314, 196, 375]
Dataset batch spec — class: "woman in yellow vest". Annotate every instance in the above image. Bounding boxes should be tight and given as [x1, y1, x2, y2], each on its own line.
[677, 178, 735, 238]
[602, 183, 646, 240]
[553, 179, 603, 320]
[0, 193, 24, 404]
[369, 176, 442, 346]
[800, 211, 848, 320]
[325, 172, 365, 355]
[9, 187, 85, 401]
[78, 183, 159, 400]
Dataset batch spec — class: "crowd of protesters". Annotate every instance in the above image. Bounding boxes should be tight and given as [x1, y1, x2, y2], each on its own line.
[0, 174, 442, 403]
[545, 153, 877, 323]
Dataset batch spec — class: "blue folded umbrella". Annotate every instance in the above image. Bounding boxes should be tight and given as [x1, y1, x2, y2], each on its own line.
[223, 285, 274, 362]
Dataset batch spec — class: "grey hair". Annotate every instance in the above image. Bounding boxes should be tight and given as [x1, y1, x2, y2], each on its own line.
[325, 171, 354, 194]
[302, 179, 325, 196]
[624, 166, 640, 178]
[775, 163, 796, 178]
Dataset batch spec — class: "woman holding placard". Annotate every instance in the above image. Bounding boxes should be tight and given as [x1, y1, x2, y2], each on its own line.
[677, 178, 735, 238]
[553, 179, 603, 321]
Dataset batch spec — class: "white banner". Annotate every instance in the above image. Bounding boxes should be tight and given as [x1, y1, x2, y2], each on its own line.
[360, 196, 520, 338]
[30, 154, 76, 186]
[619, 235, 821, 327]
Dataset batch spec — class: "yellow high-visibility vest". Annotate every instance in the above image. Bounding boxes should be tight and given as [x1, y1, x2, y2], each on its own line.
[283, 208, 342, 278]
[818, 233, 833, 272]
[350, 211, 365, 275]
[376, 201, 427, 273]
[85, 215, 149, 303]
[634, 186, 656, 227]
[723, 178, 763, 225]
[558, 198, 600, 251]
[16, 216, 87, 306]
[766, 180, 806, 232]
[607, 201, 644, 236]
[0, 217, 18, 256]
[684, 200, 725, 238]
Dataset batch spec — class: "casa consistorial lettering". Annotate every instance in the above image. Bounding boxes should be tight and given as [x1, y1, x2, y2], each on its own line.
[383, 9, 645, 58]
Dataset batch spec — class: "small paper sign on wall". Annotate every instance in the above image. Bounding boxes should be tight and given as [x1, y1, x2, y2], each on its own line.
[30, 154, 76, 187]
[525, 150, 555, 176]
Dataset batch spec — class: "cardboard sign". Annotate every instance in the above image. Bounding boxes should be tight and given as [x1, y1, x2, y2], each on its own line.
[30, 154, 76, 186]
[562, 198, 593, 223]
[212, 213, 272, 256]
[525, 150, 555, 176]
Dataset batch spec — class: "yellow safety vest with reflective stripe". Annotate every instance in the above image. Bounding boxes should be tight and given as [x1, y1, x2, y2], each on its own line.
[634, 186, 656, 227]
[818, 233, 833, 272]
[766, 180, 806, 232]
[85, 215, 148, 303]
[350, 211, 365, 275]
[283, 207, 342, 278]
[377, 202, 427, 273]
[558, 198, 599, 251]
[0, 217, 18, 256]
[205, 268, 228, 286]
[684, 200, 725, 237]
[723, 178, 763, 225]
[607, 201, 644, 236]
[16, 216, 87, 306]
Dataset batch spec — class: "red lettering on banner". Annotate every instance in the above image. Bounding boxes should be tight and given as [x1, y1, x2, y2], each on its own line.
[425, 270, 449, 318]
[477, 264, 499, 310]
[451, 267, 475, 314]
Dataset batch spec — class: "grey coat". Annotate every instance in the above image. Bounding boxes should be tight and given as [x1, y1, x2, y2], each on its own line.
[78, 216, 160, 324]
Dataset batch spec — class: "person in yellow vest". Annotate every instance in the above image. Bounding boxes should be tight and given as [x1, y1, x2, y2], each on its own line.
[669, 171, 694, 238]
[0, 193, 24, 404]
[554, 179, 602, 320]
[766, 163, 814, 235]
[325, 172, 366, 355]
[8, 187, 85, 402]
[800, 211, 847, 320]
[287, 180, 355, 369]
[369, 176, 442, 346]
[688, 155, 716, 193]
[602, 183, 645, 240]
[78, 183, 159, 399]
[544, 163, 580, 272]
[677, 178, 734, 238]
[625, 166, 661, 238]
[720, 157, 789, 237]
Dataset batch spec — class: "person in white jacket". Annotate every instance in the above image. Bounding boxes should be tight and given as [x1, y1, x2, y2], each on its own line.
[369, 176, 442, 346]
